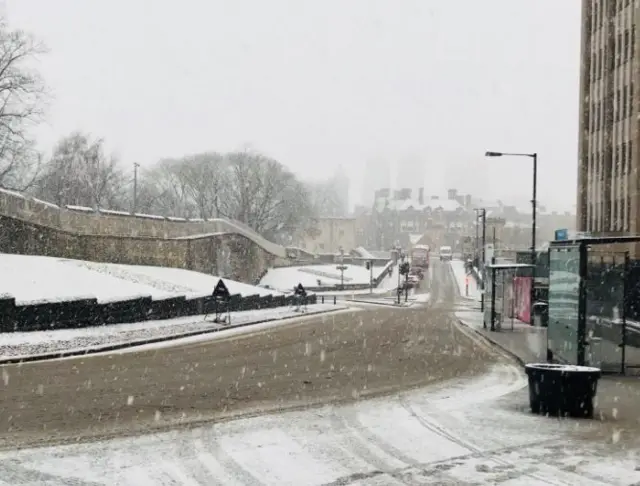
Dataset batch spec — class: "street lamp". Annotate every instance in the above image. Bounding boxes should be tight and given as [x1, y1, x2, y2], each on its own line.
[337, 246, 346, 290]
[484, 150, 537, 323]
[474, 208, 486, 312]
[133, 162, 140, 213]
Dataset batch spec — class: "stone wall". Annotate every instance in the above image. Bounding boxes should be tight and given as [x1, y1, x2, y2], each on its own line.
[0, 190, 289, 283]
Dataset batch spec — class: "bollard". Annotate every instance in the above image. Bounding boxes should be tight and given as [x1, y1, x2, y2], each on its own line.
[321, 295, 324, 304]
[465, 275, 469, 297]
[333, 296, 336, 305]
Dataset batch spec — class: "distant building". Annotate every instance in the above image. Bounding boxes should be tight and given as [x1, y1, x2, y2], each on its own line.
[362, 187, 472, 250]
[362, 158, 391, 206]
[331, 166, 350, 215]
[354, 187, 574, 254]
[296, 217, 357, 254]
[395, 155, 425, 196]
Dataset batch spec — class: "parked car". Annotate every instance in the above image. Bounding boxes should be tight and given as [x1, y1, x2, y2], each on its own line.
[409, 267, 424, 280]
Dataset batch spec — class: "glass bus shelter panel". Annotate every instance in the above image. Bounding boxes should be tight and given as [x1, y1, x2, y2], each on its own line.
[623, 262, 640, 371]
[483, 268, 492, 327]
[548, 247, 580, 364]
[585, 255, 625, 372]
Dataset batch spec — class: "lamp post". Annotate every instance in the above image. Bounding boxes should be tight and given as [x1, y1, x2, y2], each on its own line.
[133, 162, 140, 213]
[484, 151, 537, 323]
[474, 208, 486, 312]
[338, 246, 346, 290]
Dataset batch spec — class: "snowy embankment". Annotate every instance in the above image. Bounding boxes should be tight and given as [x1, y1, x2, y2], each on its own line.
[259, 262, 392, 292]
[0, 254, 282, 306]
[0, 253, 347, 359]
[0, 304, 346, 361]
[449, 259, 480, 300]
[2, 363, 637, 485]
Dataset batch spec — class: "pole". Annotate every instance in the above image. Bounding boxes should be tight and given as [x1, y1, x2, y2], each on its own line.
[133, 162, 140, 213]
[369, 260, 373, 294]
[481, 209, 486, 312]
[530, 153, 537, 325]
[475, 213, 479, 267]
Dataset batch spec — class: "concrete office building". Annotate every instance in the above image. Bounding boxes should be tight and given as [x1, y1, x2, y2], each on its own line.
[577, 0, 637, 235]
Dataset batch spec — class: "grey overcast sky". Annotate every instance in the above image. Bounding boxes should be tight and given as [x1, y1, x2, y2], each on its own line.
[7, 0, 580, 211]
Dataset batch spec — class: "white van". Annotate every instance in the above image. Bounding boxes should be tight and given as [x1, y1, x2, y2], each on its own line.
[439, 245, 453, 261]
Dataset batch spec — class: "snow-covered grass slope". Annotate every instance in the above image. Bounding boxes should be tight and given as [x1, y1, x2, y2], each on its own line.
[0, 253, 282, 306]
[259, 263, 390, 292]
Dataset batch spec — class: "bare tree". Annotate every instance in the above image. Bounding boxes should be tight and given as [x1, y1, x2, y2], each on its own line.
[306, 178, 346, 217]
[179, 152, 227, 219]
[133, 149, 314, 242]
[141, 158, 198, 217]
[221, 151, 313, 242]
[35, 132, 126, 208]
[0, 20, 47, 191]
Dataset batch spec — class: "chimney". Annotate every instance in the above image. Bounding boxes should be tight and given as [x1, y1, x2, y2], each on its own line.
[447, 189, 458, 201]
[418, 187, 424, 205]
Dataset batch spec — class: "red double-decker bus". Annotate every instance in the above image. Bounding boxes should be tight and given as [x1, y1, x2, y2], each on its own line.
[410, 244, 430, 269]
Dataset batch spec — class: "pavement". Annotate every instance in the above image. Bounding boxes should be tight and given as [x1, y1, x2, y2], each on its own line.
[454, 286, 640, 437]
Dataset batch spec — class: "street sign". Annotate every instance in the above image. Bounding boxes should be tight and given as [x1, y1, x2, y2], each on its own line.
[212, 279, 231, 299]
[554, 229, 568, 241]
[294, 283, 307, 311]
[207, 278, 231, 324]
[336, 265, 348, 271]
[294, 283, 307, 297]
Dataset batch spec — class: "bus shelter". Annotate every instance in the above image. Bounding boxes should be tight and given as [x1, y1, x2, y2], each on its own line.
[548, 235, 640, 374]
[484, 262, 534, 332]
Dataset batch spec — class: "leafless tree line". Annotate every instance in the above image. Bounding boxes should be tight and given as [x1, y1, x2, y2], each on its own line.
[0, 17, 347, 243]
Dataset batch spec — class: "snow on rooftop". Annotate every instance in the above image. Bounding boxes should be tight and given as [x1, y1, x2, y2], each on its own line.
[375, 197, 463, 213]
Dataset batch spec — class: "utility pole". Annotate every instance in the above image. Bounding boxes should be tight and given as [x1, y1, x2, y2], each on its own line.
[481, 208, 486, 312]
[133, 162, 140, 214]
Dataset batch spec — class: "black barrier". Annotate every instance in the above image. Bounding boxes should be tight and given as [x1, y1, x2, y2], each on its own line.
[240, 295, 261, 311]
[2, 287, 321, 333]
[183, 296, 206, 316]
[149, 296, 187, 320]
[98, 297, 152, 325]
[13, 298, 98, 332]
[0, 296, 16, 332]
[227, 294, 242, 312]
[259, 294, 274, 309]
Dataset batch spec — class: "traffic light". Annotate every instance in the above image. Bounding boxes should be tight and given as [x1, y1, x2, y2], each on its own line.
[399, 262, 410, 276]
[365, 261, 371, 270]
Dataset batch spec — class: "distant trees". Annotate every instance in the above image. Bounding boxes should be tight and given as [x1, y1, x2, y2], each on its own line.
[0, 19, 47, 191]
[34, 132, 127, 209]
[0, 18, 334, 244]
[136, 150, 314, 243]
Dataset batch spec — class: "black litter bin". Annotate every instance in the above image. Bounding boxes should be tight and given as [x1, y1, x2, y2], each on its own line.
[532, 302, 548, 327]
[524, 363, 601, 418]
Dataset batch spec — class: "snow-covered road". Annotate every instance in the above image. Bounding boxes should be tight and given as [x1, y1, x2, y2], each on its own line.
[0, 362, 636, 485]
